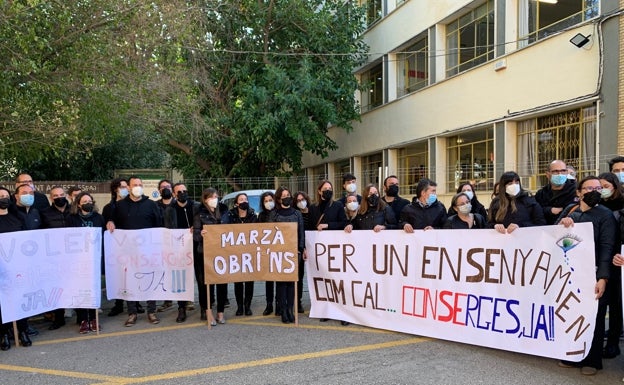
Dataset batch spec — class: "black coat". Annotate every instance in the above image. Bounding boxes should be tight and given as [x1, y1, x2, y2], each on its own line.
[113, 195, 162, 229]
[535, 180, 578, 225]
[399, 199, 447, 229]
[275, 207, 305, 253]
[383, 196, 410, 222]
[443, 213, 486, 229]
[487, 192, 546, 228]
[309, 200, 347, 230]
[41, 205, 71, 228]
[352, 206, 397, 230]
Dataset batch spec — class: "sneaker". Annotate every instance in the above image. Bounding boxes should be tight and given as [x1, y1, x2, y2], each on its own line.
[79, 321, 89, 334]
[124, 313, 137, 327]
[89, 320, 100, 332]
[581, 366, 598, 376]
[157, 301, 173, 312]
[147, 313, 160, 324]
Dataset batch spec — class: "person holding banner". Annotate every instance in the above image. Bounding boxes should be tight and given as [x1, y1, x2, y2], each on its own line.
[222, 193, 258, 316]
[400, 178, 447, 232]
[488, 171, 545, 233]
[294, 190, 315, 314]
[557, 176, 618, 375]
[381, 175, 410, 222]
[258, 192, 279, 316]
[68, 192, 106, 334]
[309, 180, 347, 232]
[274, 186, 305, 324]
[344, 193, 359, 225]
[446, 182, 487, 219]
[0, 186, 31, 348]
[108, 176, 163, 327]
[194, 187, 227, 325]
[443, 192, 486, 229]
[344, 184, 396, 233]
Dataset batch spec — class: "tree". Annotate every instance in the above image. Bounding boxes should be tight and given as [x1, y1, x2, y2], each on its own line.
[159, 0, 368, 183]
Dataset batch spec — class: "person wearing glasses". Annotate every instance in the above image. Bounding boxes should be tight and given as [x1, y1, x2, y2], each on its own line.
[535, 160, 578, 225]
[488, 171, 546, 233]
[556, 176, 618, 376]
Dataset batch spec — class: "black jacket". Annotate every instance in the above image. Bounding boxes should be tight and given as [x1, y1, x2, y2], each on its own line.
[309, 200, 347, 230]
[193, 205, 221, 248]
[113, 195, 162, 229]
[352, 206, 397, 230]
[16, 206, 41, 230]
[556, 203, 618, 281]
[399, 198, 447, 229]
[164, 200, 199, 229]
[275, 207, 305, 253]
[487, 192, 546, 228]
[222, 207, 258, 224]
[41, 204, 71, 228]
[383, 196, 410, 222]
[443, 213, 486, 229]
[535, 180, 578, 225]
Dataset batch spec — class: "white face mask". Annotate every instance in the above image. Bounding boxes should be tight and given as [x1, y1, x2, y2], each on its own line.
[131, 186, 143, 198]
[207, 198, 218, 209]
[458, 204, 472, 215]
[346, 201, 359, 211]
[296, 200, 307, 210]
[505, 183, 521, 197]
[462, 190, 474, 201]
[345, 183, 357, 193]
[264, 201, 275, 211]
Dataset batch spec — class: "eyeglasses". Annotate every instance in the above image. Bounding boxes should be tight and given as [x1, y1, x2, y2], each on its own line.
[17, 180, 33, 184]
[549, 169, 568, 175]
[581, 186, 602, 192]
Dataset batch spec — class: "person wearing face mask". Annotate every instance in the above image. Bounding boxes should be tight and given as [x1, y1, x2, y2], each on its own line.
[68, 192, 106, 334]
[447, 182, 487, 219]
[194, 187, 227, 325]
[556, 176, 618, 376]
[13, 173, 49, 211]
[345, 184, 396, 233]
[222, 193, 258, 316]
[382, 175, 410, 222]
[258, 192, 279, 316]
[338, 173, 362, 206]
[309, 180, 347, 232]
[273, 186, 305, 324]
[108, 176, 163, 327]
[444, 192, 486, 229]
[294, 191, 313, 313]
[0, 186, 32, 349]
[596, 172, 624, 359]
[156, 179, 176, 313]
[609, 156, 624, 185]
[535, 160, 578, 225]
[488, 171, 546, 233]
[162, 183, 200, 322]
[102, 177, 130, 317]
[344, 193, 359, 225]
[40, 186, 72, 330]
[400, 178, 447, 232]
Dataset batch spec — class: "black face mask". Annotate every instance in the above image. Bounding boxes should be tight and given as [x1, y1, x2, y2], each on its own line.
[386, 184, 399, 197]
[367, 195, 379, 207]
[53, 197, 67, 208]
[0, 198, 10, 210]
[161, 189, 172, 200]
[81, 203, 95, 213]
[176, 191, 188, 203]
[321, 190, 333, 201]
[281, 197, 293, 207]
[582, 190, 601, 207]
[238, 202, 249, 210]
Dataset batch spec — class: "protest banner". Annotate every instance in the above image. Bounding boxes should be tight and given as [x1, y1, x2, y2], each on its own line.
[104, 228, 194, 301]
[0, 228, 101, 323]
[306, 223, 597, 361]
[203, 222, 298, 284]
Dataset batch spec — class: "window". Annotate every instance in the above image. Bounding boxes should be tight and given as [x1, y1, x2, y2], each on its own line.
[517, 106, 596, 189]
[446, 0, 495, 77]
[361, 0, 382, 27]
[361, 153, 383, 187]
[398, 142, 429, 195]
[518, 0, 599, 47]
[309, 165, 328, 187]
[360, 63, 383, 112]
[397, 37, 429, 97]
[334, 160, 351, 192]
[446, 127, 494, 192]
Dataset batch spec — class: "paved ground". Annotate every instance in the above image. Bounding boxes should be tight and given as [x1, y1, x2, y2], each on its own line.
[1, 282, 624, 385]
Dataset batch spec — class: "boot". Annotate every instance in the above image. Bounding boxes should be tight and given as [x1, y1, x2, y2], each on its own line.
[235, 304, 244, 316]
[281, 309, 290, 324]
[287, 307, 295, 323]
[0, 334, 10, 351]
[244, 299, 252, 316]
[18, 331, 32, 347]
[176, 307, 187, 323]
[262, 303, 273, 316]
[200, 307, 207, 321]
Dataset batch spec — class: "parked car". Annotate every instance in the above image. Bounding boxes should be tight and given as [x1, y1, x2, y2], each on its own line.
[220, 189, 275, 214]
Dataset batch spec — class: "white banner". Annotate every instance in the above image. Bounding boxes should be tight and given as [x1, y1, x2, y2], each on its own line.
[0, 227, 102, 323]
[306, 223, 597, 361]
[104, 228, 194, 302]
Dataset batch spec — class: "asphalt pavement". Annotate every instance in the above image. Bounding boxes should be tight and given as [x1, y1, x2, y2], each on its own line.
[1, 281, 623, 385]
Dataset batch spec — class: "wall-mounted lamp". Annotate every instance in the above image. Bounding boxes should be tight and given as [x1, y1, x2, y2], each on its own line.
[569, 33, 591, 48]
